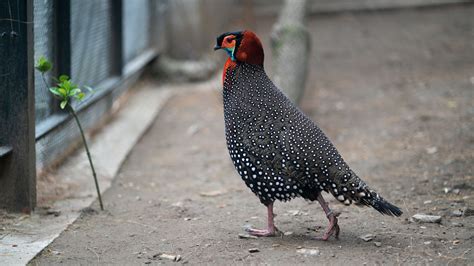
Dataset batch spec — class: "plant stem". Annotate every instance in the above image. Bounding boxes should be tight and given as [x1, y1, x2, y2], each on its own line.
[68, 105, 104, 210]
[41, 73, 49, 90]
[40, 71, 104, 210]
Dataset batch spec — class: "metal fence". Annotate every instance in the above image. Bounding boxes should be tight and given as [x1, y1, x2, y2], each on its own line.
[35, 0, 165, 168]
[1, 0, 166, 211]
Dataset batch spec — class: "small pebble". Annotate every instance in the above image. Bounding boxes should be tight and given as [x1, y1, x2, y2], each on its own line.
[238, 233, 258, 239]
[411, 214, 442, 223]
[248, 248, 260, 253]
[374, 242, 382, 247]
[426, 147, 437, 154]
[159, 253, 181, 262]
[359, 234, 374, 242]
[297, 248, 320, 256]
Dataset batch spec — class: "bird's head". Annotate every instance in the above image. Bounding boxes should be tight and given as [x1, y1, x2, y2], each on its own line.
[214, 30, 264, 66]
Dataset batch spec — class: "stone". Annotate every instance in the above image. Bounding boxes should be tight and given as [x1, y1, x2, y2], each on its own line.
[248, 248, 260, 253]
[451, 210, 462, 217]
[238, 234, 258, 239]
[359, 234, 375, 242]
[426, 146, 437, 154]
[411, 214, 442, 223]
[297, 248, 320, 256]
[153, 253, 181, 262]
[451, 222, 463, 227]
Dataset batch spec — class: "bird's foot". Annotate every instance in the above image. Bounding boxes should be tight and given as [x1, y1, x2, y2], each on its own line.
[245, 226, 279, 237]
[314, 211, 341, 241]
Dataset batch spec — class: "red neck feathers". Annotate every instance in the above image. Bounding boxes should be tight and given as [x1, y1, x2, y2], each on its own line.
[222, 58, 237, 84]
[222, 31, 264, 84]
[235, 31, 264, 66]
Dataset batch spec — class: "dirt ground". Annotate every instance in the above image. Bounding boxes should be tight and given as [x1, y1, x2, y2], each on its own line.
[31, 5, 473, 265]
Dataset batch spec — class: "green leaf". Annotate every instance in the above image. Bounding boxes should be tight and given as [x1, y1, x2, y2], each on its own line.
[84, 86, 95, 93]
[58, 79, 78, 94]
[69, 88, 81, 96]
[58, 88, 67, 97]
[60, 100, 68, 109]
[35, 56, 52, 73]
[59, 81, 70, 92]
[59, 75, 69, 82]
[49, 87, 62, 96]
[76, 92, 85, 100]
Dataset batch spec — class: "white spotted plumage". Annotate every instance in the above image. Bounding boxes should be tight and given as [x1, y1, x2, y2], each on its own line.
[223, 62, 402, 217]
[223, 63, 361, 206]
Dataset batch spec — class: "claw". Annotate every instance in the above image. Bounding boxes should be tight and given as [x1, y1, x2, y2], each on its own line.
[315, 194, 341, 241]
[245, 202, 278, 237]
[314, 214, 339, 241]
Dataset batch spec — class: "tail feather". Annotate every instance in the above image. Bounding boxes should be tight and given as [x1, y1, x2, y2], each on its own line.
[331, 171, 403, 217]
[357, 189, 403, 217]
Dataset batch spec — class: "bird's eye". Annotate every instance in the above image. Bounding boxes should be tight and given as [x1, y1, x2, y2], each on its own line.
[226, 38, 233, 43]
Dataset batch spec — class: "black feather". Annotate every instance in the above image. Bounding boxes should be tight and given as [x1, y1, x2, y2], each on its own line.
[223, 62, 402, 217]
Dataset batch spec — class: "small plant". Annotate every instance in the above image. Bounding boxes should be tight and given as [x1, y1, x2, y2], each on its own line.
[35, 56, 104, 210]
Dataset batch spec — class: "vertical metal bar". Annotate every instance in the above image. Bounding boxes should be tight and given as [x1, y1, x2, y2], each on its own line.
[55, 0, 71, 77]
[111, 0, 123, 76]
[50, 0, 71, 113]
[0, 0, 36, 212]
[149, 0, 158, 50]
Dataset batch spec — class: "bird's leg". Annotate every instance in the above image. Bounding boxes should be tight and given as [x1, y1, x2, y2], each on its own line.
[246, 202, 278, 237]
[315, 193, 341, 241]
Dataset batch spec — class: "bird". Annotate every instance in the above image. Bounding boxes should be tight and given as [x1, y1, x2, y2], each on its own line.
[214, 30, 402, 240]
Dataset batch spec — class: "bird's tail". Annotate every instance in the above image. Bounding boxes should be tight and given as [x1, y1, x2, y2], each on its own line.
[333, 171, 403, 217]
[356, 188, 403, 216]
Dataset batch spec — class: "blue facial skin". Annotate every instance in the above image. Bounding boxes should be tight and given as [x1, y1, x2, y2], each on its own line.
[224, 47, 235, 61]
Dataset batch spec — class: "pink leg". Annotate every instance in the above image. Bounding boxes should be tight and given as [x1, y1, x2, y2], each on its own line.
[315, 193, 340, 241]
[246, 202, 278, 237]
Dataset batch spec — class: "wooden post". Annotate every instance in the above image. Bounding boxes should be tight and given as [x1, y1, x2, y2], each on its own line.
[0, 0, 36, 212]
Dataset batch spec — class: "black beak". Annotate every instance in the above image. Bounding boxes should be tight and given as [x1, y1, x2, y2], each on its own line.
[213, 45, 221, 51]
